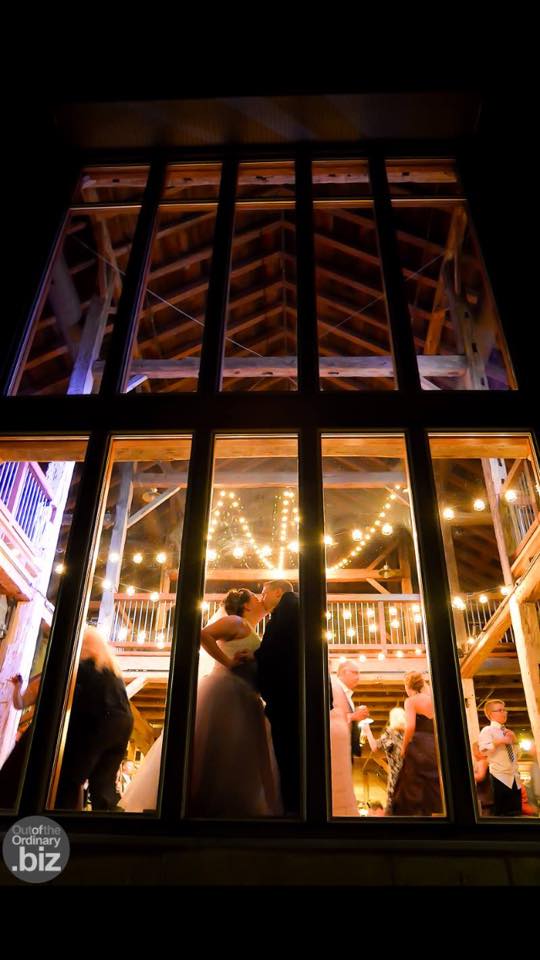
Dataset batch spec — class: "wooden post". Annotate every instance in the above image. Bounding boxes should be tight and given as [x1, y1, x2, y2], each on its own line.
[97, 464, 134, 637]
[67, 287, 114, 395]
[462, 677, 480, 745]
[439, 515, 468, 653]
[48, 254, 81, 357]
[399, 532, 413, 594]
[481, 458, 514, 586]
[509, 599, 540, 749]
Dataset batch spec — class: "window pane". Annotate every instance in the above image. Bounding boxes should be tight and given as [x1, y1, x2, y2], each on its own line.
[73, 166, 150, 204]
[322, 436, 445, 818]
[49, 437, 191, 814]
[188, 436, 299, 817]
[127, 202, 219, 394]
[0, 439, 86, 810]
[222, 164, 297, 391]
[16, 211, 139, 396]
[387, 160, 515, 390]
[386, 159, 461, 199]
[430, 434, 540, 818]
[315, 161, 395, 390]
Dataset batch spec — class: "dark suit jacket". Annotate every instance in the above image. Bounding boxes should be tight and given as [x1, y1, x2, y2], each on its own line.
[255, 591, 299, 717]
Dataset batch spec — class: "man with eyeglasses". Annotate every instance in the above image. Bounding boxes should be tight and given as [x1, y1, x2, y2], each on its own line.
[478, 700, 522, 816]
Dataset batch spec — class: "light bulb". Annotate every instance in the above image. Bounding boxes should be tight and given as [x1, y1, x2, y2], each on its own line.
[473, 498, 486, 512]
[519, 739, 532, 752]
[381, 523, 393, 536]
[500, 585, 511, 596]
[352, 529, 362, 541]
[133, 552, 143, 564]
[396, 650, 404, 658]
[326, 630, 335, 641]
[323, 535, 334, 546]
[479, 594, 488, 604]
[368, 623, 377, 633]
[102, 578, 112, 590]
[389, 606, 398, 616]
[261, 546, 272, 558]
[452, 596, 466, 610]
[156, 551, 167, 564]
[150, 591, 159, 602]
[201, 601, 209, 611]
[359, 654, 366, 662]
[504, 489, 518, 503]
[390, 619, 400, 629]
[126, 585, 135, 596]
[347, 628, 356, 638]
[118, 627, 129, 641]
[378, 652, 385, 660]
[207, 549, 217, 561]
[109, 552, 120, 563]
[233, 546, 244, 559]
[367, 610, 375, 619]
[343, 610, 352, 620]
[414, 613, 422, 624]
[443, 507, 455, 520]
[137, 631, 146, 644]
[288, 541, 299, 552]
[55, 562, 65, 575]
[415, 648, 422, 656]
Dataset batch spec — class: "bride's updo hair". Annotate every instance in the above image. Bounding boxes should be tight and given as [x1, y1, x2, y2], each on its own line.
[404, 671, 425, 693]
[224, 588, 252, 617]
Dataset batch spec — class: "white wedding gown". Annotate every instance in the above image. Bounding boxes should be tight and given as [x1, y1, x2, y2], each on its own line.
[119, 627, 282, 816]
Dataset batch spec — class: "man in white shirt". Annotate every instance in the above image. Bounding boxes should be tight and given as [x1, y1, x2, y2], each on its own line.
[478, 699, 521, 816]
[329, 660, 369, 816]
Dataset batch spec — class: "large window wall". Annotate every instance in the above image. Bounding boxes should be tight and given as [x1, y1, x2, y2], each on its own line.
[1, 149, 537, 837]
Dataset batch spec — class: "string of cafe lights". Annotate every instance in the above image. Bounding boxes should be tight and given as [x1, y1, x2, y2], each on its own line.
[324, 484, 409, 574]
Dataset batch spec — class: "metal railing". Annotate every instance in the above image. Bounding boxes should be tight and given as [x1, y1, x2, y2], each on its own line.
[0, 461, 52, 548]
[109, 594, 426, 650]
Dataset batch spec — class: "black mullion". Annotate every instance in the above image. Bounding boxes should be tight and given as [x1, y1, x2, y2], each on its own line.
[296, 152, 319, 393]
[159, 429, 214, 823]
[99, 157, 166, 396]
[299, 425, 329, 823]
[17, 431, 111, 815]
[197, 157, 238, 394]
[2, 158, 81, 396]
[406, 427, 477, 827]
[369, 152, 422, 394]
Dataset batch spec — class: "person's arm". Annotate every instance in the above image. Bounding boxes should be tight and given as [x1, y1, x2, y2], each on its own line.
[200, 617, 250, 669]
[9, 674, 40, 710]
[474, 756, 488, 782]
[363, 724, 379, 752]
[401, 697, 417, 756]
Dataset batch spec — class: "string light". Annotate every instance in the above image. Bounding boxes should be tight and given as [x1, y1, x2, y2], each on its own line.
[126, 585, 135, 596]
[442, 507, 455, 520]
[500, 585, 511, 596]
[207, 549, 217, 562]
[150, 591, 159, 602]
[378, 652, 385, 660]
[352, 529, 362, 541]
[415, 648, 422, 656]
[347, 628, 356, 638]
[324, 535, 334, 546]
[109, 552, 120, 563]
[102, 578, 113, 590]
[155, 551, 167, 564]
[452, 596, 466, 610]
[133, 552, 143, 564]
[232, 546, 244, 560]
[479, 594, 488, 604]
[504, 489, 518, 503]
[473, 498, 486, 512]
[368, 623, 377, 633]
[381, 523, 393, 536]
[55, 562, 65, 575]
[396, 650, 404, 658]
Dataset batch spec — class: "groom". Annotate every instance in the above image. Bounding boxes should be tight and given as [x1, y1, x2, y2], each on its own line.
[256, 579, 300, 815]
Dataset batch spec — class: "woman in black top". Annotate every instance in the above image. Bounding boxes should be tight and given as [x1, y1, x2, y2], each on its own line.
[55, 625, 133, 811]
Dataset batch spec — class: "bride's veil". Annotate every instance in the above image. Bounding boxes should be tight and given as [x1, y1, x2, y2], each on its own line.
[197, 602, 228, 679]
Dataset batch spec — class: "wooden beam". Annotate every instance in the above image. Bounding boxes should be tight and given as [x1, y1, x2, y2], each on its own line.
[461, 554, 540, 677]
[508, 599, 540, 750]
[132, 469, 405, 489]
[126, 485, 181, 528]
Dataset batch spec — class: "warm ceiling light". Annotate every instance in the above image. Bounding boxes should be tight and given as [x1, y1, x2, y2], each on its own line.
[352, 529, 362, 541]
[232, 546, 244, 559]
[479, 594, 488, 604]
[102, 578, 112, 590]
[415, 648, 422, 656]
[126, 585, 135, 596]
[150, 591, 159, 602]
[500, 585, 511, 596]
[473, 498, 486, 512]
[55, 562, 65, 575]
[381, 523, 393, 536]
[452, 596, 466, 610]
[133, 552, 143, 564]
[207, 549, 217, 561]
[156, 551, 167, 564]
[109, 552, 120, 563]
[504, 489, 518, 503]
[324, 535, 334, 546]
[442, 507, 455, 520]
[288, 541, 299, 552]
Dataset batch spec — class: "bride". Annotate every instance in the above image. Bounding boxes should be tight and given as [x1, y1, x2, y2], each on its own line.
[119, 588, 282, 817]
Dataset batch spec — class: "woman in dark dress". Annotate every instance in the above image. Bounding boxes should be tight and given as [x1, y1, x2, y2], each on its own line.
[392, 672, 442, 817]
[55, 625, 133, 811]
